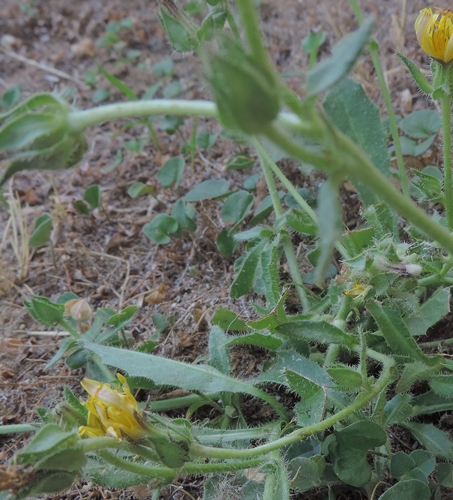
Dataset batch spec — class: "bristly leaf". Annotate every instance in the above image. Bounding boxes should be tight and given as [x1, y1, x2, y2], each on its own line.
[230, 239, 266, 298]
[324, 78, 390, 206]
[367, 300, 440, 366]
[397, 53, 433, 94]
[83, 341, 290, 420]
[208, 326, 231, 375]
[314, 178, 342, 285]
[25, 296, 65, 327]
[253, 238, 281, 308]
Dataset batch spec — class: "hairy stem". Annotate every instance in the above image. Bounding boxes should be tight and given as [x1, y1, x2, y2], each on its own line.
[441, 96, 453, 230]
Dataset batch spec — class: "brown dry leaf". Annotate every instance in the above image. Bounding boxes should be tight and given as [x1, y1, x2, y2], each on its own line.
[64, 298, 92, 322]
[145, 282, 167, 305]
[71, 37, 95, 58]
[106, 232, 129, 251]
[0, 364, 15, 379]
[243, 468, 266, 483]
[81, 267, 98, 280]
[22, 188, 42, 205]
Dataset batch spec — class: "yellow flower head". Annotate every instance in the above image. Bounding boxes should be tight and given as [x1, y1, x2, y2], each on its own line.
[415, 7, 453, 63]
[79, 373, 146, 440]
[343, 283, 371, 299]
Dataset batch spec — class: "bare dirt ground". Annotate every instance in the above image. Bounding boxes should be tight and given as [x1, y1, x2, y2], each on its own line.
[0, 0, 448, 498]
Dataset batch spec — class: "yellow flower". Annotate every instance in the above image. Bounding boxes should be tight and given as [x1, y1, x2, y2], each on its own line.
[343, 283, 370, 299]
[78, 373, 146, 440]
[415, 8, 453, 63]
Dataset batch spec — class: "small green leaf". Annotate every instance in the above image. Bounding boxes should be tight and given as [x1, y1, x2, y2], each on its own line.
[276, 320, 356, 348]
[18, 424, 78, 465]
[29, 214, 52, 248]
[208, 326, 231, 375]
[405, 287, 450, 336]
[390, 452, 416, 479]
[397, 53, 433, 94]
[335, 420, 387, 451]
[288, 371, 326, 426]
[225, 152, 255, 170]
[172, 199, 196, 232]
[367, 300, 437, 365]
[158, 8, 198, 53]
[35, 447, 87, 471]
[221, 190, 254, 226]
[106, 305, 138, 327]
[306, 17, 374, 96]
[286, 210, 317, 235]
[196, 131, 217, 149]
[383, 394, 412, 426]
[211, 307, 250, 332]
[327, 365, 362, 389]
[197, 7, 227, 42]
[83, 184, 101, 210]
[127, 182, 155, 198]
[379, 479, 430, 500]
[436, 462, 453, 487]
[216, 228, 238, 257]
[429, 374, 453, 397]
[97, 64, 138, 100]
[287, 456, 326, 493]
[142, 214, 179, 244]
[225, 332, 282, 350]
[30, 471, 78, 495]
[163, 80, 182, 99]
[328, 437, 371, 487]
[230, 239, 265, 298]
[157, 156, 185, 188]
[0, 113, 65, 152]
[399, 110, 441, 139]
[403, 422, 453, 460]
[92, 88, 111, 103]
[152, 59, 174, 76]
[183, 179, 230, 201]
[25, 296, 65, 327]
[124, 138, 145, 154]
[315, 178, 342, 284]
[73, 200, 91, 215]
[1, 85, 22, 109]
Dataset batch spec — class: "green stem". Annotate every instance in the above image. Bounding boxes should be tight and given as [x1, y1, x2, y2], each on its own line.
[419, 337, 453, 348]
[323, 345, 340, 368]
[98, 450, 176, 479]
[264, 124, 453, 255]
[253, 138, 318, 223]
[255, 139, 310, 311]
[0, 424, 38, 434]
[368, 46, 409, 198]
[441, 97, 453, 230]
[234, 0, 270, 72]
[253, 137, 351, 260]
[68, 100, 219, 133]
[221, 0, 241, 40]
[149, 392, 221, 412]
[183, 457, 264, 474]
[58, 319, 81, 338]
[350, 0, 408, 197]
[68, 100, 313, 136]
[418, 275, 453, 286]
[190, 348, 395, 460]
[93, 443, 265, 477]
[348, 0, 364, 23]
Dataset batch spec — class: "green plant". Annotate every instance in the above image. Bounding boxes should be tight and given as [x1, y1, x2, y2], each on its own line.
[4, 1, 453, 499]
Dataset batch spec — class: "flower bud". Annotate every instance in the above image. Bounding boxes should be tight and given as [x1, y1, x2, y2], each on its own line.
[64, 298, 92, 322]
